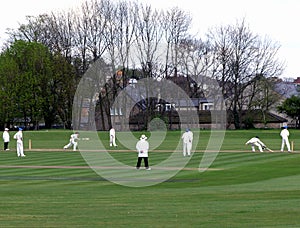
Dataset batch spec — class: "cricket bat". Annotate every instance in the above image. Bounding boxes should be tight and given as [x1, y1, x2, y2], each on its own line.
[265, 147, 274, 152]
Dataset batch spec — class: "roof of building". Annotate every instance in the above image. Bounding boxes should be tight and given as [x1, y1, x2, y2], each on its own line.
[274, 82, 298, 98]
[294, 77, 300, 84]
[129, 109, 287, 125]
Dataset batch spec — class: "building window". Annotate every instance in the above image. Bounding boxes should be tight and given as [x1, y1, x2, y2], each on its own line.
[165, 103, 175, 111]
[203, 103, 213, 110]
[110, 107, 123, 116]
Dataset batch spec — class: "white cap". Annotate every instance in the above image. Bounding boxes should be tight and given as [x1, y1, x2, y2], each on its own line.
[140, 134, 147, 140]
[4, 128, 9, 131]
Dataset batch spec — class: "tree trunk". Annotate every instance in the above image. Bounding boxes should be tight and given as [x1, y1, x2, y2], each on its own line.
[233, 108, 240, 129]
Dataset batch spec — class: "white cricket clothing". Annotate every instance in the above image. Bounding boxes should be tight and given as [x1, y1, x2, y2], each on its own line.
[246, 137, 265, 152]
[3, 131, 10, 142]
[280, 129, 291, 151]
[182, 131, 193, 156]
[136, 139, 149, 157]
[13, 131, 25, 157]
[64, 133, 79, 151]
[109, 128, 117, 147]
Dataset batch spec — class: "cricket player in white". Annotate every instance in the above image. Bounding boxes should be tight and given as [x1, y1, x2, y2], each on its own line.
[280, 126, 291, 152]
[109, 127, 117, 147]
[64, 132, 80, 151]
[136, 134, 151, 170]
[13, 128, 25, 157]
[181, 128, 193, 156]
[245, 136, 266, 152]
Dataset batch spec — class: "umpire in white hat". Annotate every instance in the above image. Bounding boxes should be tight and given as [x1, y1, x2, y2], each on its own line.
[136, 134, 151, 170]
[3, 128, 10, 151]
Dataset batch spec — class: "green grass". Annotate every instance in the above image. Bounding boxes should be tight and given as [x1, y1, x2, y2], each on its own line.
[0, 129, 300, 227]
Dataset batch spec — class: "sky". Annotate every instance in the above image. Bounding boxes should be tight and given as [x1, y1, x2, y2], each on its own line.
[1, 0, 299, 78]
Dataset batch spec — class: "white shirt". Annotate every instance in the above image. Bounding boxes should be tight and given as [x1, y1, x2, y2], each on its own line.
[136, 139, 149, 157]
[14, 131, 23, 142]
[3, 131, 10, 142]
[182, 131, 193, 144]
[70, 133, 79, 142]
[110, 128, 115, 137]
[246, 137, 265, 146]
[280, 129, 289, 139]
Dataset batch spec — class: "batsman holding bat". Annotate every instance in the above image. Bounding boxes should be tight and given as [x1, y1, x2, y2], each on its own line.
[245, 136, 273, 152]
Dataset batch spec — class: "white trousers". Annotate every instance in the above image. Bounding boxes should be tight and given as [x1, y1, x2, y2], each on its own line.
[183, 142, 192, 156]
[17, 141, 25, 157]
[250, 143, 263, 152]
[64, 140, 78, 151]
[281, 138, 291, 151]
[110, 135, 117, 147]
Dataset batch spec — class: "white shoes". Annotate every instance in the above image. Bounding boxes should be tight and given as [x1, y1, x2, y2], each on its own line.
[136, 167, 151, 170]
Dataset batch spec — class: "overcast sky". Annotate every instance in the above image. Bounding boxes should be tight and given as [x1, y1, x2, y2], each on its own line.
[1, 0, 299, 78]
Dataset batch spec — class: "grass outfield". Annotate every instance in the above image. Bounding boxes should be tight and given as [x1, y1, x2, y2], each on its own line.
[0, 129, 300, 227]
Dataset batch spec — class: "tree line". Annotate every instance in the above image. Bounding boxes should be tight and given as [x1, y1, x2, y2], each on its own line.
[0, 0, 284, 130]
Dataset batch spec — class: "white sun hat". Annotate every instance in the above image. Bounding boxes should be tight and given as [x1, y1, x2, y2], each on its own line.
[140, 134, 147, 140]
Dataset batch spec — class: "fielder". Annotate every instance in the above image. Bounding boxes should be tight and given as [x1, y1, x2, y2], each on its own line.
[109, 127, 117, 147]
[245, 136, 267, 152]
[181, 128, 193, 156]
[280, 126, 291, 152]
[64, 132, 80, 151]
[13, 128, 26, 157]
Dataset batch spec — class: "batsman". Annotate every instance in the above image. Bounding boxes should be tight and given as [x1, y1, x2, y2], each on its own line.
[245, 136, 273, 152]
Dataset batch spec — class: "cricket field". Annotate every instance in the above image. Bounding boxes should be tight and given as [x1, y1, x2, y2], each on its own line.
[0, 129, 299, 227]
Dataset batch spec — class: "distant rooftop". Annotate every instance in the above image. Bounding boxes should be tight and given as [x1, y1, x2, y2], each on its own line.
[293, 77, 300, 85]
[274, 81, 299, 98]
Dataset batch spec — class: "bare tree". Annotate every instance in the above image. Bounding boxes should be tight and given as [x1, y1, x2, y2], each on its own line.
[8, 11, 76, 62]
[208, 20, 284, 129]
[103, 1, 137, 130]
[134, 4, 164, 77]
[178, 37, 214, 95]
[86, 0, 110, 62]
[7, 15, 50, 43]
[51, 11, 77, 62]
[161, 7, 192, 78]
[73, 0, 109, 73]
[246, 75, 281, 126]
[207, 25, 233, 110]
[132, 4, 165, 129]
